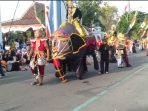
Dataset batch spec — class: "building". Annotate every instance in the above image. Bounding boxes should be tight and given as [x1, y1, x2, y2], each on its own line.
[1, 2, 45, 33]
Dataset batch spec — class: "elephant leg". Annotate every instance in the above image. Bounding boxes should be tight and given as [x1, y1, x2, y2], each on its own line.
[82, 56, 87, 73]
[61, 60, 67, 74]
[76, 58, 83, 80]
[91, 50, 99, 70]
[53, 59, 68, 83]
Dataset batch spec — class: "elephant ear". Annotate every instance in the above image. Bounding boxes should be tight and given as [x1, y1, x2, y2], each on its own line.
[70, 33, 86, 53]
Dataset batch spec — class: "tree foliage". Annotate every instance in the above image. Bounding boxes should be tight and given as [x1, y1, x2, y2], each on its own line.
[77, 1, 102, 27]
[98, 2, 118, 32]
[36, 9, 45, 25]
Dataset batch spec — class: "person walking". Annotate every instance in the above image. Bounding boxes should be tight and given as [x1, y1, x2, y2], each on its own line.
[98, 39, 111, 74]
[29, 29, 49, 86]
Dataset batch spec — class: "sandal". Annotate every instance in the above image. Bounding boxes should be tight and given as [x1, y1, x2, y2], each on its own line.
[36, 82, 43, 86]
[61, 79, 68, 83]
[31, 81, 39, 85]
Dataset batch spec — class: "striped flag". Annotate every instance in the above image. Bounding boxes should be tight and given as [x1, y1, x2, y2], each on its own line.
[140, 17, 147, 29]
[45, 1, 66, 38]
[140, 24, 148, 38]
[144, 24, 148, 30]
[124, 1, 130, 12]
[124, 3, 130, 12]
[45, 1, 51, 38]
[138, 17, 147, 34]
[126, 11, 138, 34]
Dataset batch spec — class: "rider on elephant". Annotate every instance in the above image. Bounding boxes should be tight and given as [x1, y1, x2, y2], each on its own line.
[60, 1, 87, 40]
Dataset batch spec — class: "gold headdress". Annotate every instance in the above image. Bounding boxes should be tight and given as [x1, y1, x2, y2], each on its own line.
[117, 33, 126, 49]
[66, 0, 73, 7]
[117, 33, 125, 40]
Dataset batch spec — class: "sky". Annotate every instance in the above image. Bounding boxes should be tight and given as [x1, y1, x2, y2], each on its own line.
[0, 1, 148, 22]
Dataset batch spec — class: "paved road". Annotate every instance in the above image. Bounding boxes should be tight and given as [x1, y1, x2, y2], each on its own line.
[0, 50, 148, 111]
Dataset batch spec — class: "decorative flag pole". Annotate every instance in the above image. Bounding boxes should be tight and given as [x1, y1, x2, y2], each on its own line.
[126, 11, 138, 35]
[45, 1, 66, 38]
[45, 1, 51, 38]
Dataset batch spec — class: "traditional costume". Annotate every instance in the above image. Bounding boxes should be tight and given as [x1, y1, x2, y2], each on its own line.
[116, 33, 131, 67]
[60, 1, 87, 40]
[29, 31, 49, 86]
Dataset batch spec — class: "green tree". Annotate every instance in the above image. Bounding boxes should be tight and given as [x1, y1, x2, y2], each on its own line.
[98, 2, 118, 32]
[77, 1, 102, 27]
[37, 9, 45, 25]
[116, 12, 131, 33]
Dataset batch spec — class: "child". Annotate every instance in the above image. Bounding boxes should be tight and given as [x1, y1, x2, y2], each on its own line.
[116, 49, 124, 68]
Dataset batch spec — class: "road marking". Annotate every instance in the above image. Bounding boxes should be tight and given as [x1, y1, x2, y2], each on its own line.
[72, 64, 148, 111]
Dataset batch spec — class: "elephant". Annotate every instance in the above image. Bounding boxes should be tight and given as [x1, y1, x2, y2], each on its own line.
[49, 22, 99, 82]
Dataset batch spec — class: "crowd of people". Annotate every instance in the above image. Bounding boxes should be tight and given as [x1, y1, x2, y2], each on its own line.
[0, 39, 30, 78]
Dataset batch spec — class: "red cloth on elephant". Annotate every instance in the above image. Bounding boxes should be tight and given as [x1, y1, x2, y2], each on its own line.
[97, 39, 102, 49]
[86, 36, 97, 50]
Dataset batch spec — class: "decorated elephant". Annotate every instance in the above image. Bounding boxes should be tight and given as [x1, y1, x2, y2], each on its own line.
[49, 21, 99, 83]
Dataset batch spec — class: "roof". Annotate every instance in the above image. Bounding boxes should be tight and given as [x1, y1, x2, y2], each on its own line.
[2, 2, 44, 26]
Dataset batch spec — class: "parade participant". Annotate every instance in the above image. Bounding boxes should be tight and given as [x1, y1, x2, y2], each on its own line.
[108, 31, 117, 63]
[65, 1, 87, 39]
[29, 29, 49, 86]
[108, 25, 116, 37]
[96, 36, 102, 49]
[116, 33, 131, 67]
[116, 48, 124, 68]
[85, 33, 99, 70]
[99, 39, 111, 74]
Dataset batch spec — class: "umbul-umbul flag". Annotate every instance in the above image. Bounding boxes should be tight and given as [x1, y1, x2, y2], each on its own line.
[45, 1, 51, 38]
[140, 24, 148, 38]
[126, 11, 138, 34]
[140, 17, 147, 29]
[124, 3, 130, 12]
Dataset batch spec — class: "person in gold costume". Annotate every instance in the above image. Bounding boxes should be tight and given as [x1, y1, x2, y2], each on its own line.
[65, 1, 87, 39]
[116, 33, 131, 67]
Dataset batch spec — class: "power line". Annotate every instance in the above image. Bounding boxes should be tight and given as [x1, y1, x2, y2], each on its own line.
[8, 0, 20, 34]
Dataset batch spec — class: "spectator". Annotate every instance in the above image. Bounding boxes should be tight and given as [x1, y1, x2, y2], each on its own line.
[0, 52, 5, 78]
[14, 39, 20, 50]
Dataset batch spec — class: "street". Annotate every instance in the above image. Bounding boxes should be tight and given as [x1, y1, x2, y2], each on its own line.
[0, 50, 148, 111]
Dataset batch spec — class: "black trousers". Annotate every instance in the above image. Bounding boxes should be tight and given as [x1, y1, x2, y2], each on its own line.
[100, 59, 109, 73]
[0, 63, 5, 76]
